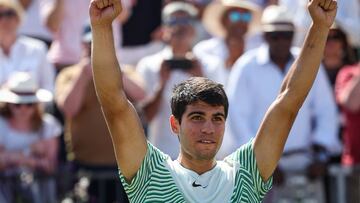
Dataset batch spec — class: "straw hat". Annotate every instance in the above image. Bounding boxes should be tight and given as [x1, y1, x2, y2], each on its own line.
[162, 1, 198, 23]
[261, 5, 294, 32]
[0, 0, 25, 22]
[0, 72, 52, 104]
[202, 0, 261, 37]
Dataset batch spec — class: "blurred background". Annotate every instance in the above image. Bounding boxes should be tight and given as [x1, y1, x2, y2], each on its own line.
[0, 0, 359, 202]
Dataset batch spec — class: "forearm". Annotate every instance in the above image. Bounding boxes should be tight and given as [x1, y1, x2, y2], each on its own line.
[45, 0, 64, 33]
[341, 76, 360, 111]
[92, 25, 127, 113]
[280, 25, 329, 109]
[123, 75, 145, 103]
[60, 70, 91, 117]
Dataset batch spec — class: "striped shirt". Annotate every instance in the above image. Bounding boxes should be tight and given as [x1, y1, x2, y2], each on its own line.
[119, 141, 272, 202]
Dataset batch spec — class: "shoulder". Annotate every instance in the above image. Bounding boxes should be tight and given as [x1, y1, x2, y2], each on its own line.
[41, 113, 62, 138]
[57, 65, 81, 81]
[56, 65, 82, 87]
[231, 48, 260, 77]
[17, 36, 48, 52]
[194, 37, 223, 50]
[136, 50, 166, 73]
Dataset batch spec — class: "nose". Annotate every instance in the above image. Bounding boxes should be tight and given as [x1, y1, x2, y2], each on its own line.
[201, 120, 215, 135]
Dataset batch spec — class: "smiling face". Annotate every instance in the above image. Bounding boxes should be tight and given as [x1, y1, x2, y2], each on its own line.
[171, 101, 225, 162]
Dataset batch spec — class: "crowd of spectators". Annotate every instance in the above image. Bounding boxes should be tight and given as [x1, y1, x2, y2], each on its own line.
[0, 0, 359, 202]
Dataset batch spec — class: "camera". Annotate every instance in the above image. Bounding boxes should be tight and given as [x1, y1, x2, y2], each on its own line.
[164, 58, 193, 70]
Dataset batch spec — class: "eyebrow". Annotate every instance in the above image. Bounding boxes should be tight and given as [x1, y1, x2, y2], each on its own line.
[187, 111, 225, 118]
[213, 112, 226, 118]
[187, 111, 205, 117]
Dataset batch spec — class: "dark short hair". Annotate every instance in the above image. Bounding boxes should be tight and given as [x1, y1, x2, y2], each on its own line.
[171, 77, 228, 123]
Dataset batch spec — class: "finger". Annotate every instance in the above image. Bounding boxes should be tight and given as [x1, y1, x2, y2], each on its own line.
[319, 0, 326, 7]
[110, 0, 122, 13]
[323, 0, 332, 10]
[103, 0, 109, 7]
[308, 0, 319, 9]
[96, 0, 105, 9]
[328, 0, 337, 10]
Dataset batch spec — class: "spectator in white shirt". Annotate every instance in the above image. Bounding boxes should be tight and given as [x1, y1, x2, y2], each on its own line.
[0, 0, 55, 93]
[223, 5, 341, 202]
[137, 2, 203, 159]
[18, 0, 53, 47]
[193, 0, 262, 86]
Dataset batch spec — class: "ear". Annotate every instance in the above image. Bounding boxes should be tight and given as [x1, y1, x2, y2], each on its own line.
[170, 115, 180, 134]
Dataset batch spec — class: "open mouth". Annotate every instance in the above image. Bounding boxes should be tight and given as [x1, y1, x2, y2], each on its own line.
[198, 140, 216, 144]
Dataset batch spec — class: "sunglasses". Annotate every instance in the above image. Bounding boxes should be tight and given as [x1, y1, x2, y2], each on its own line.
[0, 10, 17, 19]
[165, 17, 194, 26]
[13, 103, 36, 108]
[228, 11, 252, 23]
[267, 31, 294, 40]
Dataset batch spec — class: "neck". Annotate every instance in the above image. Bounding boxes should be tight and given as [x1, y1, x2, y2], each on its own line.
[0, 34, 17, 56]
[170, 41, 192, 58]
[9, 116, 32, 131]
[177, 154, 216, 175]
[270, 53, 291, 71]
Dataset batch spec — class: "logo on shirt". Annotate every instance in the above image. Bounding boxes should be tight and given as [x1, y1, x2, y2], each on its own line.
[192, 181, 207, 188]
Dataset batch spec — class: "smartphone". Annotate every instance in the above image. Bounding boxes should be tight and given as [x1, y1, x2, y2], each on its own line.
[164, 58, 193, 70]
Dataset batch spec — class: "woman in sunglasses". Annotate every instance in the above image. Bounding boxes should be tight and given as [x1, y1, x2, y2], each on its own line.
[0, 0, 55, 92]
[0, 72, 61, 203]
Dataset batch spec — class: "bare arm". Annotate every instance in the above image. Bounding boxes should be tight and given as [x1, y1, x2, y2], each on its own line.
[56, 61, 92, 117]
[337, 71, 360, 112]
[123, 74, 146, 103]
[90, 0, 147, 182]
[44, 0, 64, 33]
[253, 0, 337, 181]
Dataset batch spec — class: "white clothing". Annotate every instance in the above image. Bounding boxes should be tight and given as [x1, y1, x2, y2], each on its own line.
[18, 0, 53, 41]
[201, 56, 230, 87]
[193, 35, 263, 63]
[280, 0, 360, 47]
[0, 114, 61, 155]
[222, 44, 341, 170]
[0, 36, 55, 92]
[136, 47, 193, 159]
[44, 0, 90, 65]
[194, 36, 263, 87]
[117, 42, 165, 66]
[166, 160, 236, 203]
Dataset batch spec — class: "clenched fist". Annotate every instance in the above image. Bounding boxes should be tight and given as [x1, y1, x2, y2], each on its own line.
[308, 0, 337, 29]
[89, 0, 122, 27]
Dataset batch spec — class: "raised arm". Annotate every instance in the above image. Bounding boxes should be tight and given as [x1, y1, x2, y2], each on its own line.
[253, 0, 337, 181]
[90, 0, 147, 182]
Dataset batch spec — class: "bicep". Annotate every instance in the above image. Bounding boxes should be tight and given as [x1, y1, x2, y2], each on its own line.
[103, 99, 147, 182]
[253, 97, 298, 181]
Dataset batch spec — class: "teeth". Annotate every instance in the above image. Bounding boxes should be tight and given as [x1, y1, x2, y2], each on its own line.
[201, 140, 212, 143]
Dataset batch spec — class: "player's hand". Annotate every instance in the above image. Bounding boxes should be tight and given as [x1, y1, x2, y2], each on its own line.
[308, 0, 337, 29]
[89, 0, 122, 27]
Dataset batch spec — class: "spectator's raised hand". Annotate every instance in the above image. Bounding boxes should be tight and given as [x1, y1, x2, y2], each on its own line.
[308, 0, 337, 28]
[90, 0, 122, 27]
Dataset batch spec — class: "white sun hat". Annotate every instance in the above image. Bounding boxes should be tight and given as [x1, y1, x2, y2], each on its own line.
[202, 0, 262, 37]
[0, 72, 53, 104]
[261, 5, 294, 32]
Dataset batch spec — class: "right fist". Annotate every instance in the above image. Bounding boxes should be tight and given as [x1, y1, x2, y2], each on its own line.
[89, 0, 122, 27]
